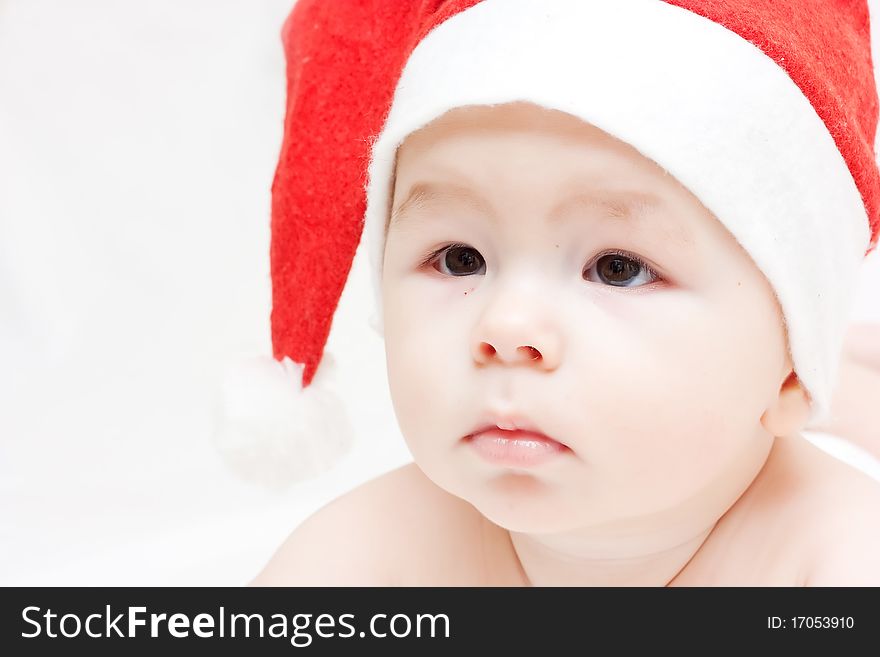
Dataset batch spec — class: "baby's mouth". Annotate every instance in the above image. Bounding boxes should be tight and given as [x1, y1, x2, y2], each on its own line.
[464, 411, 566, 447]
[462, 427, 570, 468]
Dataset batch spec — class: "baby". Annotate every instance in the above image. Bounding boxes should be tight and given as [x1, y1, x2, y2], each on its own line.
[247, 0, 880, 585]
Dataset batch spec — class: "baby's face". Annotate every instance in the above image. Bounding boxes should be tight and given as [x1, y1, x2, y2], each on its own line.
[381, 101, 795, 534]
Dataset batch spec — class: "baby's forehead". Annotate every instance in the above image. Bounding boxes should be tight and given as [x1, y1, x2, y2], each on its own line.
[395, 103, 685, 200]
[388, 102, 757, 263]
[395, 154, 690, 237]
[403, 102, 615, 143]
[392, 178, 666, 228]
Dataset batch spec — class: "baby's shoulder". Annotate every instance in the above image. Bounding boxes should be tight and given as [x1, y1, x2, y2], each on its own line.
[793, 439, 880, 585]
[682, 434, 880, 585]
[748, 434, 880, 585]
[250, 463, 492, 586]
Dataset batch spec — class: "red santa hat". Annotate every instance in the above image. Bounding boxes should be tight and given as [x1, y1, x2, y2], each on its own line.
[215, 0, 880, 487]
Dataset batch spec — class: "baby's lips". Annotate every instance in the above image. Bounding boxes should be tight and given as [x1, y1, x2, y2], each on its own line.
[465, 411, 568, 448]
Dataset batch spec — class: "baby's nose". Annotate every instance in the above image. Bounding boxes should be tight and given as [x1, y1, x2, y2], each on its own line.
[470, 278, 564, 370]
[472, 325, 562, 370]
[476, 343, 541, 364]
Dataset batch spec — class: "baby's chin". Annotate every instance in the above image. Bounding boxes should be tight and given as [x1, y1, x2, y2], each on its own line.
[450, 469, 600, 534]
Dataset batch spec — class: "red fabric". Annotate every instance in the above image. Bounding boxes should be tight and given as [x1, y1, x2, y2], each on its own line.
[270, 0, 479, 387]
[272, 0, 879, 389]
[664, 0, 880, 254]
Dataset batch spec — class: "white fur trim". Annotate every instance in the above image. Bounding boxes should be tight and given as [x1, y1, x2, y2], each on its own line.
[212, 352, 353, 490]
[364, 0, 871, 425]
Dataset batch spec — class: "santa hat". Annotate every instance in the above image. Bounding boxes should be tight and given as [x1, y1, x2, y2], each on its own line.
[214, 0, 880, 487]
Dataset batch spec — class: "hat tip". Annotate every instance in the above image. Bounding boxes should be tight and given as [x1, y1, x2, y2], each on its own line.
[211, 353, 354, 490]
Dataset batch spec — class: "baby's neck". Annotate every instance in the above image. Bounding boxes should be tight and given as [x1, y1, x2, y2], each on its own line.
[502, 431, 779, 586]
[507, 522, 716, 587]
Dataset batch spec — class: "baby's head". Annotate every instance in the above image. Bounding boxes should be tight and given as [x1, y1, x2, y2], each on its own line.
[379, 100, 808, 533]
[247, 0, 880, 490]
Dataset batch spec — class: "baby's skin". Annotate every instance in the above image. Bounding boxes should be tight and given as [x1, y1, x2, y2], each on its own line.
[253, 103, 880, 586]
[253, 434, 878, 586]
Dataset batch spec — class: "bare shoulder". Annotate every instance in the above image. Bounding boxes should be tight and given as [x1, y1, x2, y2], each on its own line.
[771, 435, 880, 585]
[796, 439, 880, 585]
[249, 463, 487, 586]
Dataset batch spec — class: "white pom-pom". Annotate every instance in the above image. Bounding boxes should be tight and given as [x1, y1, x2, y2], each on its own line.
[211, 351, 354, 490]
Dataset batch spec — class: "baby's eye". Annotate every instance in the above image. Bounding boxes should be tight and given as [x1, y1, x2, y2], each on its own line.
[583, 250, 659, 288]
[427, 244, 486, 276]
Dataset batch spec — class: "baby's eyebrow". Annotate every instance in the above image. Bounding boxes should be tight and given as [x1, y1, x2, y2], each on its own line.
[549, 189, 664, 225]
[390, 181, 492, 228]
[389, 180, 667, 230]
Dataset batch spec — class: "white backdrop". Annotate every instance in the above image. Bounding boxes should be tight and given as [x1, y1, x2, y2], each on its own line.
[2, 0, 879, 585]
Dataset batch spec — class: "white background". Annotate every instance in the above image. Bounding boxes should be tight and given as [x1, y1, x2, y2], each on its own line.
[2, 0, 879, 585]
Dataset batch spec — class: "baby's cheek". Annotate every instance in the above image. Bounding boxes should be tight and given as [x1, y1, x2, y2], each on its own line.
[651, 324, 774, 494]
[586, 395, 736, 516]
[385, 337, 470, 499]
[385, 331, 431, 425]
[573, 299, 747, 503]
[631, 291, 772, 414]
[384, 313, 460, 446]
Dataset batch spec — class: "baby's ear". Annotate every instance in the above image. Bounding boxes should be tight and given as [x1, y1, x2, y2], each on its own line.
[760, 370, 811, 438]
